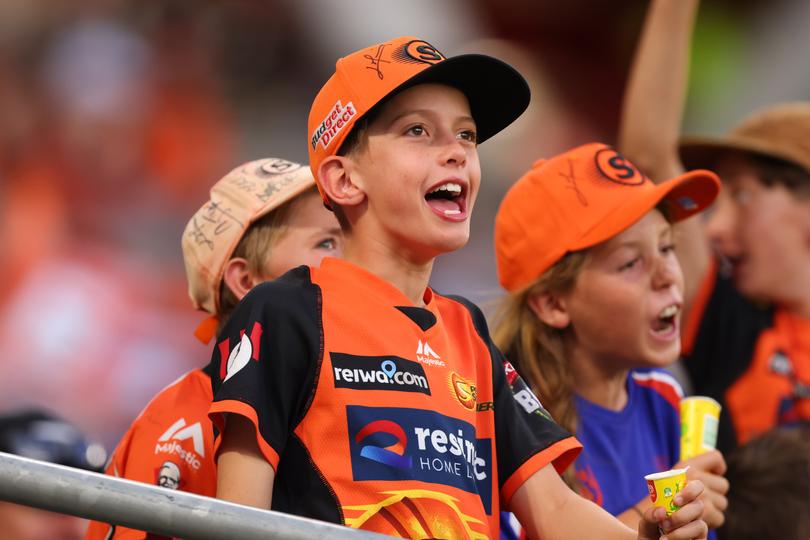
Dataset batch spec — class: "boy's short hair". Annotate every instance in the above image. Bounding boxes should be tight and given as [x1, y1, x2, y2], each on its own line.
[680, 101, 810, 194]
[718, 427, 810, 540]
[182, 158, 315, 316]
[307, 35, 531, 208]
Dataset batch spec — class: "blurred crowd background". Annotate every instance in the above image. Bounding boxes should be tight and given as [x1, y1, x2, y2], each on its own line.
[1, 0, 809, 450]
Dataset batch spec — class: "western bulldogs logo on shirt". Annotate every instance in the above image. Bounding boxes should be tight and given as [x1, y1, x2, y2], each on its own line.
[504, 360, 553, 421]
[332, 353, 431, 395]
[347, 405, 493, 514]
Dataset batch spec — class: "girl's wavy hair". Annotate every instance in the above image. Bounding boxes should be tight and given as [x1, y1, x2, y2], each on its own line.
[492, 250, 588, 491]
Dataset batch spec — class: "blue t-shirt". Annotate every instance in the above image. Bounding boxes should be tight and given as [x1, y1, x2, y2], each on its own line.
[573, 368, 682, 514]
[501, 368, 702, 539]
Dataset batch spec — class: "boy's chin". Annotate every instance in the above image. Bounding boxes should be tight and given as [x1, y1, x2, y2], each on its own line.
[431, 233, 470, 255]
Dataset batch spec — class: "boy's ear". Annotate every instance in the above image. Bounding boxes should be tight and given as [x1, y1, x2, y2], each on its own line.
[527, 291, 571, 329]
[318, 155, 366, 208]
[222, 257, 263, 302]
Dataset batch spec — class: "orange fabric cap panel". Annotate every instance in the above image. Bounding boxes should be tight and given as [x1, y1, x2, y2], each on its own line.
[495, 142, 720, 292]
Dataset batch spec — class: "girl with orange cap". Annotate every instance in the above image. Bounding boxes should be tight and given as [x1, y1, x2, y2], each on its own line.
[493, 142, 728, 534]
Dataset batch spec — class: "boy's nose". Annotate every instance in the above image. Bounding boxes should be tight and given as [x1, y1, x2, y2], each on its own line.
[439, 138, 467, 167]
[705, 192, 741, 258]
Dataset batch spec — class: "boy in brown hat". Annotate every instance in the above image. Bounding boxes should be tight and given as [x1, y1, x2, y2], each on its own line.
[85, 158, 341, 539]
[619, 0, 810, 453]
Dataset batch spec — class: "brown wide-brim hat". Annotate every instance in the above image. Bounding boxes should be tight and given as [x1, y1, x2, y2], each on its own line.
[679, 102, 810, 174]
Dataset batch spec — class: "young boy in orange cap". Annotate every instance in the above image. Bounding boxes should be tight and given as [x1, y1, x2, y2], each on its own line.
[210, 36, 708, 540]
[84, 158, 341, 539]
[619, 0, 810, 453]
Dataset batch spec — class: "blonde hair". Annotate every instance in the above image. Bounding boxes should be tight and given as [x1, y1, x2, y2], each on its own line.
[216, 185, 319, 333]
[492, 250, 587, 490]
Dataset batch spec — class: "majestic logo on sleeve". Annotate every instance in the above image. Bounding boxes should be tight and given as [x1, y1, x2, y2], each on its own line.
[347, 406, 493, 514]
[155, 418, 205, 470]
[332, 353, 431, 395]
[311, 100, 356, 150]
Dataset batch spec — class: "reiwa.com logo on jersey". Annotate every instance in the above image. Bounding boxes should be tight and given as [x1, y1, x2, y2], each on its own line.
[347, 405, 493, 514]
[332, 353, 431, 395]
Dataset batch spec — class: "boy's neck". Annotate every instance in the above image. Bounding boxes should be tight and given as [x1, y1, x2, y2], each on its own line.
[784, 268, 810, 319]
[342, 236, 434, 307]
[567, 342, 629, 411]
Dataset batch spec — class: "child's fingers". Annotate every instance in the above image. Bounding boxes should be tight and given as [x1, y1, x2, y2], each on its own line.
[658, 480, 705, 532]
[692, 471, 727, 528]
[660, 518, 708, 540]
[702, 502, 725, 529]
[681, 450, 727, 475]
[702, 480, 728, 512]
[673, 479, 704, 506]
[698, 472, 729, 496]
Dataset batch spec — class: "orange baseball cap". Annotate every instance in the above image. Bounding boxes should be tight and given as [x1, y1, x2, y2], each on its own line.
[495, 143, 721, 292]
[307, 36, 530, 203]
[182, 158, 315, 317]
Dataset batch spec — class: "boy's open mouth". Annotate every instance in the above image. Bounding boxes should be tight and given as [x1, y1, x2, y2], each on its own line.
[651, 304, 679, 336]
[425, 181, 465, 218]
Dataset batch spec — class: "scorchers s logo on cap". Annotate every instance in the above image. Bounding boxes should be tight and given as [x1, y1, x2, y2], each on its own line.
[594, 147, 645, 186]
[392, 39, 446, 65]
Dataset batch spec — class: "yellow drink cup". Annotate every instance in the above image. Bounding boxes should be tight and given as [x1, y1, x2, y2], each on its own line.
[680, 396, 721, 460]
[645, 467, 689, 516]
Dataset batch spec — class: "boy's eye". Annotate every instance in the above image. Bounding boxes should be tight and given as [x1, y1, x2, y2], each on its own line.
[458, 129, 477, 143]
[660, 243, 676, 255]
[619, 257, 640, 271]
[316, 238, 336, 250]
[406, 125, 426, 136]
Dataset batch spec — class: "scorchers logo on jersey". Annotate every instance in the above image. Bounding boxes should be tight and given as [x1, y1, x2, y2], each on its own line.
[155, 418, 205, 470]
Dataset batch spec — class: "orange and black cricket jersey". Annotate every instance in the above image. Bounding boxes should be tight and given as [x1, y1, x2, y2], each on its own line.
[209, 258, 581, 539]
[683, 260, 810, 453]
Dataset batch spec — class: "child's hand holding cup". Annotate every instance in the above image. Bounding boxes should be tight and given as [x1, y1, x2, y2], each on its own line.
[645, 466, 690, 516]
[639, 467, 708, 540]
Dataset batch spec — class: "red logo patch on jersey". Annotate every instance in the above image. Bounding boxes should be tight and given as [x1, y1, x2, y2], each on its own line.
[219, 322, 263, 381]
[503, 360, 519, 385]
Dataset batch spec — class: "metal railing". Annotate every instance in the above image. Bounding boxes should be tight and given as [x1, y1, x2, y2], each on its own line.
[0, 451, 390, 539]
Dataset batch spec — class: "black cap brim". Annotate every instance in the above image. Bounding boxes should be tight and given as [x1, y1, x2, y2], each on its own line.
[386, 54, 531, 144]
